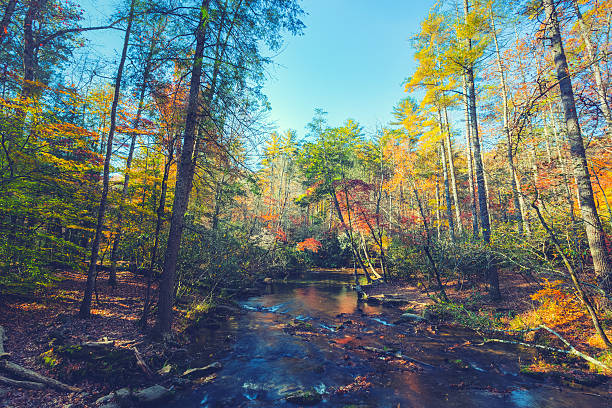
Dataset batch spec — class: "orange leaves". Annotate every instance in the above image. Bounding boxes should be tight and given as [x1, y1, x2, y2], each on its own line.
[529, 279, 585, 328]
[296, 238, 322, 253]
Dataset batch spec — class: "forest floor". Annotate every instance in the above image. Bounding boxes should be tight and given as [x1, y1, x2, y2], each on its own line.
[0, 270, 229, 408]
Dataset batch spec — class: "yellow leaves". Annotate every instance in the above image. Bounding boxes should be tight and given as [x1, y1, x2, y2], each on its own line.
[511, 279, 585, 330]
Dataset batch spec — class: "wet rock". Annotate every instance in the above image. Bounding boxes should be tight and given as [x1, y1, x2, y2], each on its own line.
[393, 313, 426, 325]
[364, 295, 383, 305]
[382, 298, 410, 307]
[95, 392, 115, 406]
[114, 388, 133, 407]
[182, 362, 222, 379]
[134, 385, 172, 406]
[285, 389, 323, 406]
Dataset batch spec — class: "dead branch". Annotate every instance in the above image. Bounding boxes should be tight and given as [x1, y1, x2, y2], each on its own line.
[538, 325, 612, 372]
[133, 347, 153, 378]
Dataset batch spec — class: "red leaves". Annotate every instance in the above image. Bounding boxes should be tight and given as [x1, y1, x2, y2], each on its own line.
[296, 238, 322, 253]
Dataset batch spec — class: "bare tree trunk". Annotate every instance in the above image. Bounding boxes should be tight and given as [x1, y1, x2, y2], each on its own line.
[463, 75, 479, 238]
[157, 0, 211, 334]
[490, 6, 526, 235]
[443, 107, 462, 234]
[140, 138, 174, 328]
[412, 186, 448, 302]
[440, 141, 455, 239]
[79, 0, 136, 318]
[464, 0, 499, 300]
[571, 1, 612, 135]
[435, 177, 442, 240]
[544, 0, 612, 295]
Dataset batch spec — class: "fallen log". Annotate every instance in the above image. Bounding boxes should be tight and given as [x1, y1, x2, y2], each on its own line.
[0, 360, 81, 392]
[0, 375, 45, 390]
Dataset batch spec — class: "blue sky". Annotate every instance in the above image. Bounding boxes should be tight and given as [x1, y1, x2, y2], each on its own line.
[262, 0, 432, 137]
[80, 0, 432, 138]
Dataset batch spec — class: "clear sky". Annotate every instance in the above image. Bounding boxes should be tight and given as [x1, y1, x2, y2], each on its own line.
[80, 0, 433, 139]
[262, 0, 432, 137]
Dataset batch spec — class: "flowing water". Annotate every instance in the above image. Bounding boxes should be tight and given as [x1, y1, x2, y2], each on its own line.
[169, 269, 611, 407]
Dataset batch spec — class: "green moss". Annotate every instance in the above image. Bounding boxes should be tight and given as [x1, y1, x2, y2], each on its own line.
[39, 349, 59, 368]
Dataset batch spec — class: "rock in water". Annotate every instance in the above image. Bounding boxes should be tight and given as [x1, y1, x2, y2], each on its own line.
[285, 390, 322, 406]
[394, 313, 426, 325]
[181, 362, 222, 379]
[134, 385, 172, 406]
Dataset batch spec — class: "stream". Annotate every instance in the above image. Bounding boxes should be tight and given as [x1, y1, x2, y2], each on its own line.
[168, 269, 611, 407]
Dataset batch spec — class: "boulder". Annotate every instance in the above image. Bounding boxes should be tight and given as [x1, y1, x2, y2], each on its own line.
[182, 362, 222, 379]
[134, 385, 172, 406]
[114, 388, 133, 407]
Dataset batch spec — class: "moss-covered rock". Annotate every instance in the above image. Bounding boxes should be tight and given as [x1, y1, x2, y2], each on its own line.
[285, 389, 322, 405]
[38, 343, 143, 385]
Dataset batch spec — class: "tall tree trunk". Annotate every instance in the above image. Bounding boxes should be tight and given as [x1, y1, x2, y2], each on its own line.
[79, 0, 136, 318]
[443, 107, 462, 234]
[435, 178, 442, 240]
[157, 0, 211, 334]
[571, 1, 612, 135]
[108, 44, 155, 287]
[440, 141, 455, 239]
[463, 74, 479, 238]
[140, 138, 175, 328]
[544, 0, 612, 295]
[464, 0, 500, 300]
[489, 6, 526, 235]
